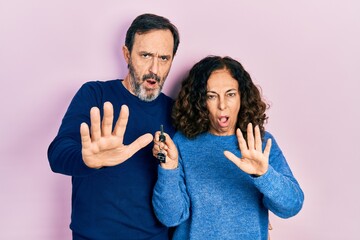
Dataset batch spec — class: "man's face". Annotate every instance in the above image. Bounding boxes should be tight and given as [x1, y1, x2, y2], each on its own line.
[123, 29, 174, 101]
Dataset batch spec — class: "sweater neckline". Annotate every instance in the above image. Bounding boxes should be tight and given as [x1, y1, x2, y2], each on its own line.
[116, 79, 164, 107]
[205, 132, 236, 138]
[201, 132, 238, 144]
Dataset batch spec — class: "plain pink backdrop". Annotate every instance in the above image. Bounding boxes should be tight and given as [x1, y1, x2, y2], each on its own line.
[1, 0, 359, 239]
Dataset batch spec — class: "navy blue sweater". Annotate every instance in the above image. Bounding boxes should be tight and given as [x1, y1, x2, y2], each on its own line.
[48, 79, 175, 239]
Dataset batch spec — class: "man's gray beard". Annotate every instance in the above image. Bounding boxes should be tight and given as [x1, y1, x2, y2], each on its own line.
[129, 64, 162, 102]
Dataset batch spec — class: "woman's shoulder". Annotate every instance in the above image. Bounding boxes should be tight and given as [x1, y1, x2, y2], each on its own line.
[264, 131, 274, 140]
[173, 131, 207, 143]
[173, 131, 189, 142]
[263, 131, 283, 154]
[173, 131, 227, 147]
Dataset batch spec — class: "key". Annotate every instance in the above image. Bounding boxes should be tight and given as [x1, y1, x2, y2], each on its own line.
[157, 125, 166, 163]
[159, 124, 166, 142]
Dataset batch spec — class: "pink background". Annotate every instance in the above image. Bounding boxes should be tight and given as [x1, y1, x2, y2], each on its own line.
[1, 1, 359, 239]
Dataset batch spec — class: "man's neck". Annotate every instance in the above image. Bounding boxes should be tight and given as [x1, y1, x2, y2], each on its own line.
[122, 75, 135, 95]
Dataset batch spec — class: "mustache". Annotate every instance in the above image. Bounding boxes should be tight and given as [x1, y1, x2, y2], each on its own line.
[142, 73, 160, 82]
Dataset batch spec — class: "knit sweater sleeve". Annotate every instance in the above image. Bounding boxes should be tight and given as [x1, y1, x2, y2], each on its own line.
[252, 133, 304, 218]
[47, 82, 102, 177]
[152, 157, 190, 227]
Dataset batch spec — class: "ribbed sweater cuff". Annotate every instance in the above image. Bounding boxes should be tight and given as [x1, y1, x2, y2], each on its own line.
[157, 165, 180, 186]
[252, 165, 279, 194]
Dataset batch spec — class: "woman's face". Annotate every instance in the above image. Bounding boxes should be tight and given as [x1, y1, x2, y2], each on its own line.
[206, 69, 241, 136]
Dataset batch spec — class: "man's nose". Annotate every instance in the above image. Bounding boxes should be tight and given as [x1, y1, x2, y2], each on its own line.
[150, 57, 159, 74]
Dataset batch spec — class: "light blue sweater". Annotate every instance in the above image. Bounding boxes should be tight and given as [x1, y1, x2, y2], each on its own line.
[152, 131, 304, 240]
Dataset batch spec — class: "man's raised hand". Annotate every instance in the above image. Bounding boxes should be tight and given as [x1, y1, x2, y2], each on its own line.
[80, 102, 153, 168]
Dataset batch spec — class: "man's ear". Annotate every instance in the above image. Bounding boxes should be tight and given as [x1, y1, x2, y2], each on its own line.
[122, 46, 130, 64]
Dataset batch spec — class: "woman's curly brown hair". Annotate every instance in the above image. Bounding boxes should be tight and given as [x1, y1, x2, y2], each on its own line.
[172, 56, 269, 139]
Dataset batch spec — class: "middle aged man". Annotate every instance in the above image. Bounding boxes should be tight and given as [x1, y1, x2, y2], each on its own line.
[48, 13, 180, 240]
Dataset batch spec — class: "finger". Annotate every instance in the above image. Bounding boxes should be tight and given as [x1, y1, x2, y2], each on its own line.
[163, 133, 178, 157]
[90, 107, 101, 141]
[263, 138, 272, 159]
[102, 102, 114, 137]
[254, 125, 262, 151]
[113, 105, 129, 141]
[236, 128, 248, 153]
[127, 133, 153, 158]
[154, 131, 173, 148]
[155, 132, 178, 160]
[153, 131, 161, 143]
[160, 142, 169, 151]
[152, 131, 161, 155]
[163, 132, 175, 148]
[224, 150, 242, 168]
[80, 122, 91, 149]
[247, 123, 255, 150]
[152, 144, 160, 157]
[153, 131, 164, 150]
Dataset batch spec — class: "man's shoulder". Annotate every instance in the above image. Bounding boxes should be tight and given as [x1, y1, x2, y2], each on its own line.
[81, 79, 121, 87]
[159, 92, 174, 102]
[156, 93, 175, 111]
[77, 79, 122, 95]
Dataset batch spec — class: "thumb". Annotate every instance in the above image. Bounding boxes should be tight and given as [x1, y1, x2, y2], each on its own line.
[224, 150, 241, 168]
[127, 133, 153, 157]
[163, 133, 178, 159]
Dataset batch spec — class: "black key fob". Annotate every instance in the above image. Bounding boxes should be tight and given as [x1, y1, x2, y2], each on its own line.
[157, 125, 166, 163]
[157, 152, 166, 163]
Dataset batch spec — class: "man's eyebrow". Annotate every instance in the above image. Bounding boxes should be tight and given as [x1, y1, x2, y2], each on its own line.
[138, 51, 172, 58]
[139, 51, 153, 55]
[159, 54, 172, 58]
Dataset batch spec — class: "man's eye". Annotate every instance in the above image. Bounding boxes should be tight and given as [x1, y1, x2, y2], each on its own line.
[160, 56, 169, 62]
[142, 54, 151, 58]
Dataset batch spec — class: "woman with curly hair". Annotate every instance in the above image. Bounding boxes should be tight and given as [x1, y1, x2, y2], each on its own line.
[152, 56, 304, 240]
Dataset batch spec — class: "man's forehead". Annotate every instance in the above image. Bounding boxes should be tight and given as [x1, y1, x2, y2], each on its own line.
[132, 30, 174, 55]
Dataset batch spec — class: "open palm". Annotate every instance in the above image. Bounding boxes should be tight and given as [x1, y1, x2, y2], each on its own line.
[80, 102, 153, 169]
[224, 123, 272, 176]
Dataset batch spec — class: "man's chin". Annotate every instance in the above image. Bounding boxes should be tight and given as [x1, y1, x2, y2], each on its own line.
[137, 89, 161, 102]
